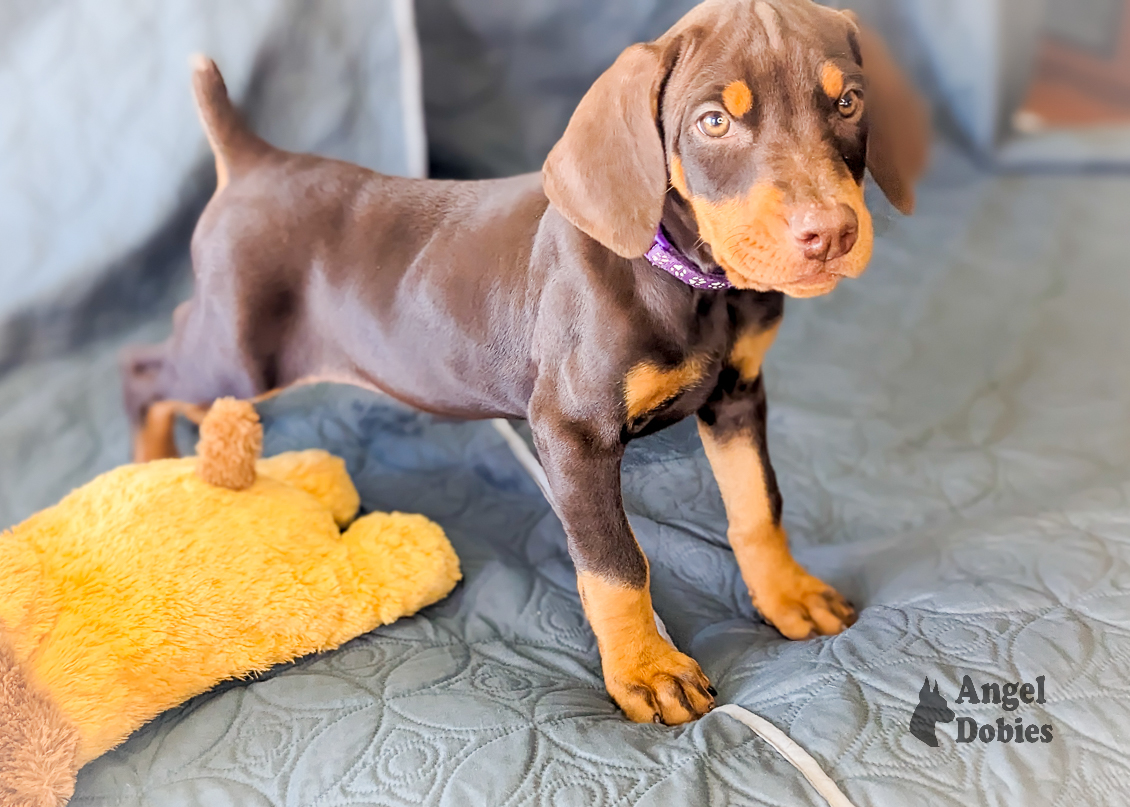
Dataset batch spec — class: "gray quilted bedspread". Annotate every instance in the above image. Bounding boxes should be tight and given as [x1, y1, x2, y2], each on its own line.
[3, 141, 1129, 805]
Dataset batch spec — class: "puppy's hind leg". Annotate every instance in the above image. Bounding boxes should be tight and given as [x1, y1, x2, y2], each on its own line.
[118, 57, 277, 463]
[121, 299, 259, 463]
[120, 342, 208, 463]
[135, 400, 208, 463]
[121, 342, 173, 462]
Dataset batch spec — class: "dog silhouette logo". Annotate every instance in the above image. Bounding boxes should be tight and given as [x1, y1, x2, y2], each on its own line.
[910, 677, 955, 747]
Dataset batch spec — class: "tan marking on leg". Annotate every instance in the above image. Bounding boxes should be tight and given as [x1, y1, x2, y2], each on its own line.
[133, 375, 389, 465]
[730, 322, 780, 381]
[133, 401, 208, 463]
[754, 1, 785, 51]
[624, 357, 706, 421]
[577, 571, 713, 724]
[698, 424, 856, 639]
[821, 62, 845, 101]
[669, 154, 690, 198]
[722, 80, 753, 118]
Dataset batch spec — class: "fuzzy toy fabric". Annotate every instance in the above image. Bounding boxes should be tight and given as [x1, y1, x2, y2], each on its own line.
[0, 399, 461, 807]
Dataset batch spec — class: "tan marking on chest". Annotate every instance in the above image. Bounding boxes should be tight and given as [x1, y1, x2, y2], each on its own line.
[723, 81, 754, 118]
[624, 357, 706, 420]
[730, 322, 780, 381]
[821, 62, 845, 100]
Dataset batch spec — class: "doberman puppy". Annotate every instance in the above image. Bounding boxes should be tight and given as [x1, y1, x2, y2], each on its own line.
[122, 0, 928, 725]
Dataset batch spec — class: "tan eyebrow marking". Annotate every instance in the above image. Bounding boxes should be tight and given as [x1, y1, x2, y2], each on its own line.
[723, 80, 753, 117]
[821, 62, 845, 100]
[754, 1, 785, 51]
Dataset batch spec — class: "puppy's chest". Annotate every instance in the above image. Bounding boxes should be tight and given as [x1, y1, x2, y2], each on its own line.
[621, 295, 782, 439]
[621, 354, 723, 439]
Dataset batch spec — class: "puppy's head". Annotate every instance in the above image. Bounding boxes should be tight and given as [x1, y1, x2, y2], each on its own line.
[544, 0, 930, 298]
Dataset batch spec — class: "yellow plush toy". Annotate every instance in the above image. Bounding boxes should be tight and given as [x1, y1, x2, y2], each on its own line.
[0, 399, 461, 807]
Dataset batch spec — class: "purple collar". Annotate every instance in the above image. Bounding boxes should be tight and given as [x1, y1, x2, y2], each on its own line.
[644, 228, 733, 291]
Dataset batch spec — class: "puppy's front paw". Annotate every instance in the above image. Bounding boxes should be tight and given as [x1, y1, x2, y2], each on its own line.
[753, 565, 857, 640]
[605, 645, 715, 725]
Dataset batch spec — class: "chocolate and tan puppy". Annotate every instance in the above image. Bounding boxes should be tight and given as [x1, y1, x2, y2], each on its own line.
[122, 0, 928, 725]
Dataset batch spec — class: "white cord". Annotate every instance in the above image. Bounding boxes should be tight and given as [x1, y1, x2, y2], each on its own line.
[492, 418, 858, 807]
[653, 610, 675, 646]
[491, 420, 554, 504]
[714, 705, 859, 807]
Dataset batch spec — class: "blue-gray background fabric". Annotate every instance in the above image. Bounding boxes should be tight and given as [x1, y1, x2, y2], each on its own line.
[0, 139, 1123, 805]
[3, 1, 1130, 805]
[419, 0, 1130, 177]
[0, 0, 424, 371]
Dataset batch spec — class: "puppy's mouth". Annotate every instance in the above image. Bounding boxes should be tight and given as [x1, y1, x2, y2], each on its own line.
[711, 226, 873, 298]
[777, 267, 845, 298]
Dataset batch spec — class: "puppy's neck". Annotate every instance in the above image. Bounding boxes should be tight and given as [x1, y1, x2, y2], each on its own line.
[659, 192, 724, 274]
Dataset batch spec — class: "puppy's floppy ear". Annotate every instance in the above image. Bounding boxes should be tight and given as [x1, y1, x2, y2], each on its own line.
[844, 12, 931, 215]
[543, 43, 673, 258]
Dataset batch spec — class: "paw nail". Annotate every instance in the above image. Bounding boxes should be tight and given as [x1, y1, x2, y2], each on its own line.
[653, 714, 664, 725]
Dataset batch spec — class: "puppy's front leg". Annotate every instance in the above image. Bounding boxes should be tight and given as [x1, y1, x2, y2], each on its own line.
[698, 343, 856, 639]
[530, 416, 714, 724]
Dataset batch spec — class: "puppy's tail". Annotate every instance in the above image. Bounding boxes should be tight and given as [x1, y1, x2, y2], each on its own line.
[190, 54, 268, 188]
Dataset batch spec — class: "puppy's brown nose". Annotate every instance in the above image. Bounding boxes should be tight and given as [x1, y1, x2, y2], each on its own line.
[790, 204, 859, 262]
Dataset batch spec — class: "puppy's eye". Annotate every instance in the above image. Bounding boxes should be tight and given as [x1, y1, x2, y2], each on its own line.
[697, 111, 732, 138]
[837, 90, 862, 118]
